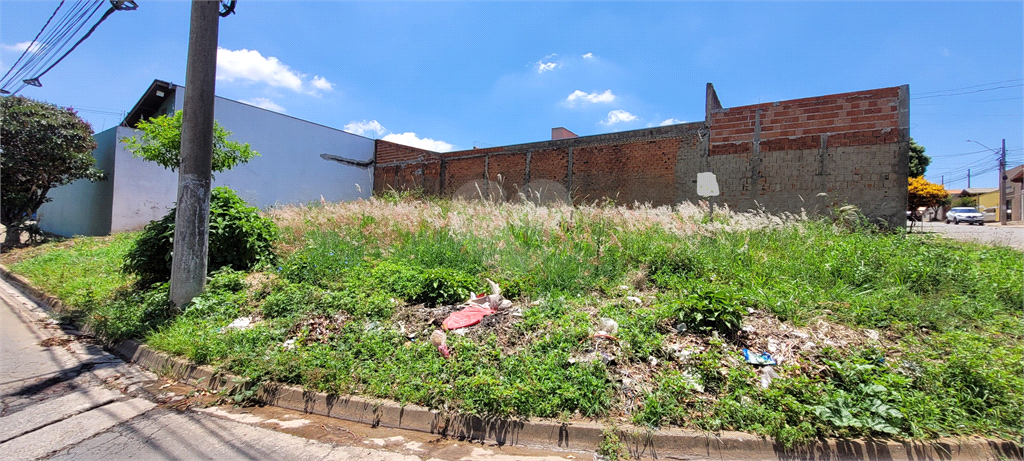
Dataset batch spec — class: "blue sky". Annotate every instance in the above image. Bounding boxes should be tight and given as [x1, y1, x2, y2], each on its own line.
[2, 1, 1021, 189]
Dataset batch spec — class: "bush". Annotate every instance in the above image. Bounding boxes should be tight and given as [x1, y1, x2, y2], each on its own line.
[416, 267, 480, 305]
[123, 187, 278, 285]
[662, 282, 747, 335]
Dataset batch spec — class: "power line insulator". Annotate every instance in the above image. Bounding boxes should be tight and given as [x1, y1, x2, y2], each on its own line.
[220, 1, 236, 17]
[110, 1, 138, 11]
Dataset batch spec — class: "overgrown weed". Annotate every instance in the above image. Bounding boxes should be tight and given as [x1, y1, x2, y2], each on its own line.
[7, 198, 1021, 446]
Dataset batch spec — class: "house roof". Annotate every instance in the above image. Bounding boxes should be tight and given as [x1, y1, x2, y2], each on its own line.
[121, 79, 177, 128]
[959, 187, 998, 196]
[1008, 164, 1024, 183]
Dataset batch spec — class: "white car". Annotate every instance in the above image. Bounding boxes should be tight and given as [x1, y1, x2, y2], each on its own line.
[946, 207, 985, 225]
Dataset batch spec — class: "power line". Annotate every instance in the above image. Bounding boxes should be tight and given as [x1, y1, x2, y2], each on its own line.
[1, 0, 136, 95]
[929, 147, 1023, 160]
[0, 0, 65, 88]
[1, 0, 101, 93]
[930, 154, 1001, 175]
[912, 96, 1023, 107]
[25, 4, 119, 87]
[910, 84, 1024, 100]
[912, 78, 1024, 96]
[15, 1, 104, 91]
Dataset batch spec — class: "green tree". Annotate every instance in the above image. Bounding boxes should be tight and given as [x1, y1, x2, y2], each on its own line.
[908, 138, 930, 177]
[120, 110, 258, 173]
[1, 96, 102, 249]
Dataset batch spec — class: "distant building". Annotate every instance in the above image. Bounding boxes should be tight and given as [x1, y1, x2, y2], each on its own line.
[38, 80, 374, 237]
[1008, 165, 1023, 222]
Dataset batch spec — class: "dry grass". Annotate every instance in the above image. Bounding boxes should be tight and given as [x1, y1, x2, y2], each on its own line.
[266, 197, 808, 255]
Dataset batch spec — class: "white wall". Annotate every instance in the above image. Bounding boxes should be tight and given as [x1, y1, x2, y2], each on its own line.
[37, 128, 117, 237]
[106, 96, 375, 233]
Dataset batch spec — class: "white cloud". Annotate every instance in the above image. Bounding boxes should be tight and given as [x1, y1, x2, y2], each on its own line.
[2, 41, 42, 53]
[217, 48, 303, 91]
[311, 75, 334, 91]
[601, 110, 638, 126]
[582, 52, 594, 59]
[536, 61, 558, 73]
[344, 120, 387, 137]
[567, 89, 615, 105]
[660, 118, 685, 126]
[240, 97, 286, 113]
[382, 132, 455, 152]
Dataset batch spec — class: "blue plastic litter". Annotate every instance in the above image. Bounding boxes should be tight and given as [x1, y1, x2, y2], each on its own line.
[743, 349, 777, 366]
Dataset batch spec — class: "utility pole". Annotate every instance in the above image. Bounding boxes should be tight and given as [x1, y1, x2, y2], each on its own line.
[967, 169, 971, 188]
[169, 0, 221, 309]
[999, 139, 1007, 225]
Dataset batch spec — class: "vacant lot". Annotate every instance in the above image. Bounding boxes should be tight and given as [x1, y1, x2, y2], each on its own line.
[5, 197, 1022, 447]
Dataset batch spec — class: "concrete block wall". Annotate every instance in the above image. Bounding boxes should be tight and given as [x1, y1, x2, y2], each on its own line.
[372, 85, 909, 226]
[706, 86, 909, 225]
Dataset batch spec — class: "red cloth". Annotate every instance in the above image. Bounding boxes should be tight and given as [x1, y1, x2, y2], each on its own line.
[442, 303, 496, 330]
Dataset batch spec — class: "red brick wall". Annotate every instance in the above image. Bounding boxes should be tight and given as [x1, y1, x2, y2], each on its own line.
[443, 156, 487, 195]
[529, 149, 569, 184]
[486, 153, 528, 196]
[572, 139, 680, 205]
[375, 139, 440, 164]
[709, 87, 902, 155]
[373, 140, 442, 194]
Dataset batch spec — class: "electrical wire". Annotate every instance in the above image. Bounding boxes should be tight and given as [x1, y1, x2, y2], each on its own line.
[912, 79, 1024, 96]
[912, 96, 1023, 107]
[0, 0, 132, 95]
[928, 148, 1022, 160]
[24, 4, 119, 87]
[911, 84, 1024, 100]
[0, 0, 101, 93]
[929, 154, 1001, 174]
[9, 0, 95, 82]
[0, 0, 65, 88]
[14, 1, 104, 91]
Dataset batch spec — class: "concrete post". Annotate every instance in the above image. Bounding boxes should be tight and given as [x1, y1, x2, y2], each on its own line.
[170, 0, 220, 309]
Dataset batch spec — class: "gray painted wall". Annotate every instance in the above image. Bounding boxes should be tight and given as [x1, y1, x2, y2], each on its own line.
[36, 128, 117, 237]
[40, 93, 375, 237]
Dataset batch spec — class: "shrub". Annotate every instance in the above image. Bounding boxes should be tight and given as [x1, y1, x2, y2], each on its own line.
[123, 187, 278, 285]
[662, 282, 747, 335]
[416, 267, 480, 305]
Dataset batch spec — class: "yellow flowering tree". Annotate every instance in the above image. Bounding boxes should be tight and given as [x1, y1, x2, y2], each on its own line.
[907, 176, 949, 218]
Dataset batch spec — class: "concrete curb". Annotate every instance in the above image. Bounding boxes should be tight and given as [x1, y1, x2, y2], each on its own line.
[2, 264, 1020, 460]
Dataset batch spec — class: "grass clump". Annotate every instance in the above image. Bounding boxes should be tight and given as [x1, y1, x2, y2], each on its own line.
[5, 197, 1021, 446]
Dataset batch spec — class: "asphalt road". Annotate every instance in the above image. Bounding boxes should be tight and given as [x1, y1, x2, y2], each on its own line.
[910, 221, 1024, 250]
[0, 279, 585, 461]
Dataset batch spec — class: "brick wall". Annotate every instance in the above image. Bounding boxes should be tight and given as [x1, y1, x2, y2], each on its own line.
[704, 86, 909, 225]
[372, 140, 442, 194]
[372, 85, 910, 226]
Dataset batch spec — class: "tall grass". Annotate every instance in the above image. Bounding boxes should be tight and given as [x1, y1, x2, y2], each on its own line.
[6, 197, 1021, 444]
